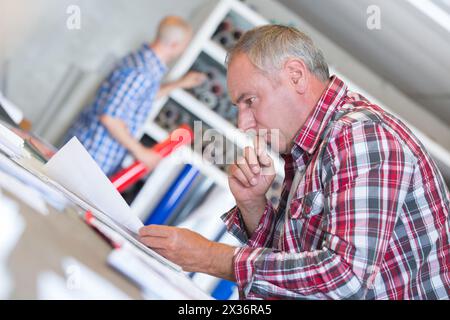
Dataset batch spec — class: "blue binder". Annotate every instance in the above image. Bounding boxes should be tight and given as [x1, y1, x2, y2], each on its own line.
[211, 280, 237, 300]
[145, 164, 199, 225]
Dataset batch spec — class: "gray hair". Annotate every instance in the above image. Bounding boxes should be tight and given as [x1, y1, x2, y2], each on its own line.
[226, 25, 329, 82]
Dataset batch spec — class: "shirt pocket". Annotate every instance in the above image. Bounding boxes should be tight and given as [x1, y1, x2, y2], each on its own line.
[290, 190, 325, 220]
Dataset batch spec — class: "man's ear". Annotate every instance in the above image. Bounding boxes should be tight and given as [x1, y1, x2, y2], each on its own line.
[284, 58, 308, 94]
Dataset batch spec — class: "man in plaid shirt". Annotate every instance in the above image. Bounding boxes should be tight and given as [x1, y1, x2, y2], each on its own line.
[65, 16, 205, 176]
[139, 25, 450, 299]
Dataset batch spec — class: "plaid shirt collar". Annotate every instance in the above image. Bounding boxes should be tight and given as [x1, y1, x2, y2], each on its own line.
[141, 43, 167, 75]
[291, 76, 347, 163]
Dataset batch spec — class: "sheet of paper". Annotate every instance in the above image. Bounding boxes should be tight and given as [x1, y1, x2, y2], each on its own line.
[0, 194, 25, 299]
[44, 137, 143, 234]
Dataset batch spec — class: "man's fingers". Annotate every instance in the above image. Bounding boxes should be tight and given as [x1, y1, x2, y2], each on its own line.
[254, 135, 272, 167]
[229, 164, 251, 187]
[236, 156, 257, 186]
[138, 225, 172, 238]
[244, 147, 260, 174]
[139, 236, 167, 250]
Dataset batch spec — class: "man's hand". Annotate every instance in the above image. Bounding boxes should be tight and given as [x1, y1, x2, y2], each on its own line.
[133, 146, 163, 172]
[228, 134, 276, 235]
[139, 225, 235, 280]
[177, 71, 207, 89]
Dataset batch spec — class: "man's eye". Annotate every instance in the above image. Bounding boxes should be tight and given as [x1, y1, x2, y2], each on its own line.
[246, 97, 255, 106]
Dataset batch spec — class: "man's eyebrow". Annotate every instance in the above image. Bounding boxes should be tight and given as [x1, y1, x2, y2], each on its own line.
[234, 93, 250, 105]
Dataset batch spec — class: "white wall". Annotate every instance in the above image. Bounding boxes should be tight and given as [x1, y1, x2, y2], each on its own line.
[1, 0, 209, 124]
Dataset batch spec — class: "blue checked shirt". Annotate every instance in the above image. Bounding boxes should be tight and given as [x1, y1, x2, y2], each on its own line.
[65, 44, 167, 176]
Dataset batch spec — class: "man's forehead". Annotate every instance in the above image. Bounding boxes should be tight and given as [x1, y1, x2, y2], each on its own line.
[227, 55, 252, 82]
[227, 76, 249, 105]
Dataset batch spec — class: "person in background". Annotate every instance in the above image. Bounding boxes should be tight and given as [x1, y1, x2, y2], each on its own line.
[65, 16, 205, 176]
[139, 25, 450, 300]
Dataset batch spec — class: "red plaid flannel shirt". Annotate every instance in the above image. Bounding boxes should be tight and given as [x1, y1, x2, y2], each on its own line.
[222, 76, 450, 300]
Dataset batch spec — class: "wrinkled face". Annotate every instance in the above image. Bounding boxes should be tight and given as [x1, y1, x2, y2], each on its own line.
[227, 53, 296, 154]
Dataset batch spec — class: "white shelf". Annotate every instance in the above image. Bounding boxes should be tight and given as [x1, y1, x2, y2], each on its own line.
[165, 0, 232, 82]
[228, 0, 268, 27]
[203, 39, 228, 66]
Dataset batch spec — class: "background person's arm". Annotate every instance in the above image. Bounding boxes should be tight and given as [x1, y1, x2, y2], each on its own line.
[156, 71, 206, 99]
[100, 115, 161, 170]
[97, 70, 163, 170]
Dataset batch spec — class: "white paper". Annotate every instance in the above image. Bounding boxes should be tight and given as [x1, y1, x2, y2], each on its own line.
[44, 138, 143, 233]
[0, 170, 48, 215]
[37, 271, 80, 300]
[0, 153, 68, 211]
[0, 194, 25, 299]
[108, 247, 212, 300]
[37, 258, 131, 300]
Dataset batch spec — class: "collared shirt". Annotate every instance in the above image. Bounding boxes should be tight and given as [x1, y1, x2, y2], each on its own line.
[222, 76, 450, 300]
[65, 44, 167, 176]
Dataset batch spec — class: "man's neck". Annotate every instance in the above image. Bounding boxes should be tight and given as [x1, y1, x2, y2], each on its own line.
[285, 77, 331, 153]
[149, 41, 170, 65]
[306, 77, 331, 113]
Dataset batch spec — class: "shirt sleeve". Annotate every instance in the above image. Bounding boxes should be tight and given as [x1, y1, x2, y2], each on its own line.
[101, 70, 150, 122]
[221, 201, 279, 248]
[232, 121, 416, 299]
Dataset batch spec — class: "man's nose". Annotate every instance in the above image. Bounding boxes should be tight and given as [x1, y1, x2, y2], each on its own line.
[237, 108, 256, 132]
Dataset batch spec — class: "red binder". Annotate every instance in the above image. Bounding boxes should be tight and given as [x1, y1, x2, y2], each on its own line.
[110, 124, 194, 193]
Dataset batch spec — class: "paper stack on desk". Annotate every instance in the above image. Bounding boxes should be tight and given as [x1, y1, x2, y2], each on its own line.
[0, 123, 30, 158]
[44, 137, 143, 234]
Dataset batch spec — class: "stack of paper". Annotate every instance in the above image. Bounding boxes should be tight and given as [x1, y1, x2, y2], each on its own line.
[0, 153, 68, 211]
[0, 123, 29, 158]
